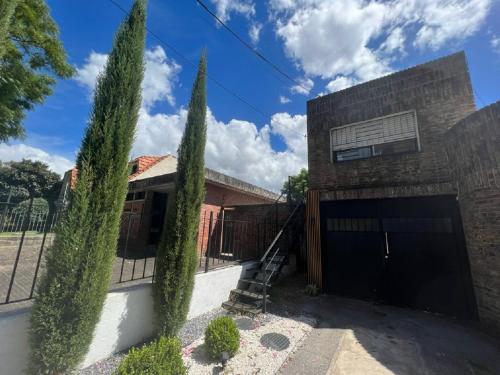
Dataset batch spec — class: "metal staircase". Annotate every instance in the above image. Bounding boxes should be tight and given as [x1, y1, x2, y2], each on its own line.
[221, 202, 304, 316]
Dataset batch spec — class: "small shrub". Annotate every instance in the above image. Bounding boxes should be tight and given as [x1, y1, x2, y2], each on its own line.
[115, 336, 186, 375]
[305, 284, 320, 296]
[204, 316, 240, 361]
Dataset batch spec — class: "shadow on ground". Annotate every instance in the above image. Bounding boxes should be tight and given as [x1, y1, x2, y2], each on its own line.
[270, 274, 500, 375]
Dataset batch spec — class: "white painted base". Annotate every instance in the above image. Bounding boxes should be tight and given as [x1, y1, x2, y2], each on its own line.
[0, 261, 259, 375]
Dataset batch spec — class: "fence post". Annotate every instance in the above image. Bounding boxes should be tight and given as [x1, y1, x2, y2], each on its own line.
[0, 188, 13, 232]
[30, 207, 55, 298]
[6, 196, 34, 303]
[119, 213, 133, 283]
[204, 211, 213, 273]
[275, 201, 278, 237]
[263, 257, 267, 313]
[288, 175, 292, 204]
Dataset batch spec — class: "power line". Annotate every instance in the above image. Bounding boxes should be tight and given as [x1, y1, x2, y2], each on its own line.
[193, 8, 294, 89]
[108, 0, 268, 119]
[106, 0, 306, 138]
[195, 0, 310, 94]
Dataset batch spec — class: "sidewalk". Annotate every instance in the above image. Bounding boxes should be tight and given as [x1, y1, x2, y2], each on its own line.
[273, 276, 500, 375]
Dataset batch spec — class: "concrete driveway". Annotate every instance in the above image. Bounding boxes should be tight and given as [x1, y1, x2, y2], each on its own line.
[272, 276, 500, 375]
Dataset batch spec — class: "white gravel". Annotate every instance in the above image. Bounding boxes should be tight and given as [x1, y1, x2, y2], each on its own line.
[183, 313, 316, 375]
[78, 307, 227, 375]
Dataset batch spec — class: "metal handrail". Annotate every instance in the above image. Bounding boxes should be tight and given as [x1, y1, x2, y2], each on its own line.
[263, 246, 280, 313]
[259, 201, 303, 263]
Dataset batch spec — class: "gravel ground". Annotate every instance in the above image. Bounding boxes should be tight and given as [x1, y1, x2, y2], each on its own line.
[183, 313, 316, 374]
[78, 307, 227, 375]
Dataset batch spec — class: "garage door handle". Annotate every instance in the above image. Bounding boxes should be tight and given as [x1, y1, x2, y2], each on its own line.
[384, 232, 390, 259]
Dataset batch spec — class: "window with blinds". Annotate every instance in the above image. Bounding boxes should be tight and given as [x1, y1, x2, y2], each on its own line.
[331, 111, 420, 162]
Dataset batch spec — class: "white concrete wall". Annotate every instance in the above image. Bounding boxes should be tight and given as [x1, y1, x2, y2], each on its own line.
[0, 261, 257, 374]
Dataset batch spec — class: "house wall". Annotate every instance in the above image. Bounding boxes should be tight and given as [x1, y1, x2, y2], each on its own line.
[196, 183, 276, 256]
[0, 262, 258, 375]
[120, 181, 275, 255]
[307, 52, 476, 200]
[446, 101, 500, 333]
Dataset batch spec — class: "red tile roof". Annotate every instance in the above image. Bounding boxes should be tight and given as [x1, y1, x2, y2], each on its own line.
[128, 155, 168, 180]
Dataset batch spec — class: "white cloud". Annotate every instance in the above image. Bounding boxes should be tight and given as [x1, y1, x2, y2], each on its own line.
[0, 143, 74, 176]
[279, 95, 291, 104]
[326, 76, 357, 93]
[270, 113, 307, 157]
[249, 22, 263, 45]
[271, 0, 492, 88]
[492, 35, 500, 54]
[380, 27, 406, 54]
[74, 46, 181, 108]
[142, 46, 181, 108]
[411, 0, 491, 50]
[74, 51, 108, 92]
[291, 77, 314, 95]
[209, 0, 255, 22]
[72, 41, 308, 192]
[131, 107, 307, 191]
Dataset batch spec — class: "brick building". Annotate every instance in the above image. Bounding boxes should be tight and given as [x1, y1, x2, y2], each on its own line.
[306, 52, 500, 332]
[119, 155, 284, 259]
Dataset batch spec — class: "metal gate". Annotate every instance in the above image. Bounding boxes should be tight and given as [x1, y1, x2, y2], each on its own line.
[321, 196, 477, 319]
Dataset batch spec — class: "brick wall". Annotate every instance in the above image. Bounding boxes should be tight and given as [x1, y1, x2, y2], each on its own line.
[446, 101, 500, 332]
[195, 183, 278, 258]
[307, 52, 476, 199]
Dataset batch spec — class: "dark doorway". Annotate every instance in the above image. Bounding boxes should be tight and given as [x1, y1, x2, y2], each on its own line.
[149, 192, 168, 246]
[321, 196, 477, 319]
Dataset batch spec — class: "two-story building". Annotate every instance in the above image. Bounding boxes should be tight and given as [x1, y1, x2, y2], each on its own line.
[306, 52, 500, 332]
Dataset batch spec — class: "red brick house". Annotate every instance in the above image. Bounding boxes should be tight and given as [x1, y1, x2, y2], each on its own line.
[119, 155, 283, 258]
[59, 155, 286, 266]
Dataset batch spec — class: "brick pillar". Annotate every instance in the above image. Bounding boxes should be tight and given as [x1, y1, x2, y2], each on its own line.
[446, 101, 500, 332]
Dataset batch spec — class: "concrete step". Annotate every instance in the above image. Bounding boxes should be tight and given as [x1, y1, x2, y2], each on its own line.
[261, 263, 281, 272]
[239, 277, 272, 287]
[230, 288, 269, 301]
[222, 300, 262, 317]
[265, 255, 286, 263]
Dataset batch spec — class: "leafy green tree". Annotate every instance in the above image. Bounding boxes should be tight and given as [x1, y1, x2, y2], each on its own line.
[0, 0, 17, 59]
[283, 168, 308, 203]
[0, 159, 61, 202]
[28, 1, 147, 373]
[0, 0, 74, 141]
[153, 54, 207, 336]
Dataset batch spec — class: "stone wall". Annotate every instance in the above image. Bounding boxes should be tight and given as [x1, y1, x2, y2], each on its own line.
[446, 101, 500, 332]
[307, 52, 476, 199]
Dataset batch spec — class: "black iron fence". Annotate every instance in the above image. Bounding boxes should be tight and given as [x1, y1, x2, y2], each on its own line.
[1, 197, 288, 305]
[197, 211, 277, 273]
[0, 198, 61, 305]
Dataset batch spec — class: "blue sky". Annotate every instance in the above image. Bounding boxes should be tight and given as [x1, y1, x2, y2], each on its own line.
[1, 0, 499, 191]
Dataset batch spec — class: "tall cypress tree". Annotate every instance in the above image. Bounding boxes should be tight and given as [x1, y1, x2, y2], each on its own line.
[153, 54, 207, 336]
[29, 1, 147, 373]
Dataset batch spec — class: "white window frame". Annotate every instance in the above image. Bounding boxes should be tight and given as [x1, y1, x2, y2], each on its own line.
[329, 110, 421, 163]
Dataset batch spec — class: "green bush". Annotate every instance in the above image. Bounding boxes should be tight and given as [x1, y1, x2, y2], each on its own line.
[115, 336, 186, 375]
[204, 316, 240, 361]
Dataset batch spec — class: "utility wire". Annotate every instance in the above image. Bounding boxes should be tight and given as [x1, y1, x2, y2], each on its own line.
[195, 0, 310, 94]
[107, 0, 306, 137]
[194, 8, 293, 89]
[108, 0, 268, 120]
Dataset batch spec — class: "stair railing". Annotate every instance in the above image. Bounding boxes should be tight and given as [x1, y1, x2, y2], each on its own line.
[263, 246, 280, 313]
[259, 201, 302, 263]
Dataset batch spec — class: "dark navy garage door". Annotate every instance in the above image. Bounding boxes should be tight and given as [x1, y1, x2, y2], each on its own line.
[321, 196, 477, 319]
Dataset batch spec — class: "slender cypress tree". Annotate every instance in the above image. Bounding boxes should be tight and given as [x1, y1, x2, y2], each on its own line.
[29, 1, 147, 373]
[153, 54, 207, 336]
